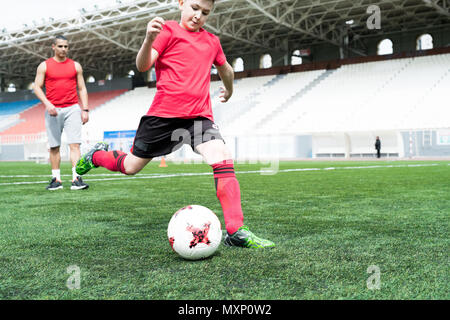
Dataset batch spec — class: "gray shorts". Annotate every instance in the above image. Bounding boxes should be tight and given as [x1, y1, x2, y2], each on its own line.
[45, 104, 82, 148]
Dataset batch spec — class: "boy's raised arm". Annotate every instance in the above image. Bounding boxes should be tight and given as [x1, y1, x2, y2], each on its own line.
[136, 17, 165, 72]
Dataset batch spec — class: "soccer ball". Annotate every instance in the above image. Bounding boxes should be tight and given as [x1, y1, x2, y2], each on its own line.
[167, 205, 222, 260]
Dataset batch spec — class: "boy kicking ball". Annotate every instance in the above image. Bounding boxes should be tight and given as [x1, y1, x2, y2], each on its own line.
[77, 0, 274, 248]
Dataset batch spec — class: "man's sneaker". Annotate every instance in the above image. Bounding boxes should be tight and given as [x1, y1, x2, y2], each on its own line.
[224, 225, 275, 248]
[46, 178, 63, 190]
[71, 176, 89, 190]
[76, 142, 109, 175]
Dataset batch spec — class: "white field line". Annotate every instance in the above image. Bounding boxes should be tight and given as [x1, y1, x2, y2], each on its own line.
[0, 163, 441, 186]
[0, 173, 158, 178]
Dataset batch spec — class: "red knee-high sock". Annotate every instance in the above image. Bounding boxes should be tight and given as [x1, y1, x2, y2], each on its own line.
[92, 150, 127, 174]
[212, 160, 244, 235]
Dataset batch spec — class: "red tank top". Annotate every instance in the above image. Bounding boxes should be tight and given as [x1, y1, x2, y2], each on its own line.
[45, 58, 78, 108]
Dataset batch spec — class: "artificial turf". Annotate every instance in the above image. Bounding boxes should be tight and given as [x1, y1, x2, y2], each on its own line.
[0, 160, 448, 300]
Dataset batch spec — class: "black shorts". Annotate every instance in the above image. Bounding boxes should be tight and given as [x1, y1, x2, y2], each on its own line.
[131, 116, 224, 158]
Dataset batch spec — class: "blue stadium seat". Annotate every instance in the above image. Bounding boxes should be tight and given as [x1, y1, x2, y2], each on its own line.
[0, 100, 40, 116]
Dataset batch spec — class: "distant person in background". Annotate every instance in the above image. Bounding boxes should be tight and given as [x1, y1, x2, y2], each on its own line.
[33, 35, 90, 190]
[375, 136, 381, 158]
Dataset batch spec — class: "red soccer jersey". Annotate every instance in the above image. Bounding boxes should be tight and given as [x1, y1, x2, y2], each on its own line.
[149, 20, 227, 121]
[45, 58, 78, 108]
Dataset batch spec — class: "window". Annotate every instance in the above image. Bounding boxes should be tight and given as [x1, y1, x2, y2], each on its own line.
[7, 83, 16, 92]
[127, 70, 135, 78]
[260, 54, 272, 69]
[417, 34, 433, 50]
[377, 39, 393, 55]
[233, 57, 244, 72]
[291, 50, 303, 65]
[87, 76, 96, 83]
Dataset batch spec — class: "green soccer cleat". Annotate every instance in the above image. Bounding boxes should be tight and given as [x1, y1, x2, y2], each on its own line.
[76, 142, 109, 176]
[224, 225, 275, 249]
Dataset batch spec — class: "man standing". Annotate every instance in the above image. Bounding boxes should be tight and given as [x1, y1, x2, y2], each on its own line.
[34, 35, 89, 190]
[375, 136, 381, 158]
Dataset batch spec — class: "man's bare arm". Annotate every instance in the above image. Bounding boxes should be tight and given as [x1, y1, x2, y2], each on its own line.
[33, 62, 57, 116]
[75, 63, 88, 109]
[75, 62, 89, 124]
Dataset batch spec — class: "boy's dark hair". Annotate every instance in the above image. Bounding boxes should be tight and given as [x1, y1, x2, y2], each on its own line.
[53, 35, 68, 44]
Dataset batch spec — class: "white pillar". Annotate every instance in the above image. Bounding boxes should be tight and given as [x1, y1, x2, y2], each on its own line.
[344, 132, 351, 158]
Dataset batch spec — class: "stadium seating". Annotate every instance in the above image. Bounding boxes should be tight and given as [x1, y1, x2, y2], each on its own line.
[220, 71, 327, 135]
[252, 69, 330, 135]
[282, 58, 415, 133]
[6, 54, 446, 140]
[0, 100, 40, 132]
[212, 75, 277, 130]
[0, 100, 40, 116]
[344, 54, 450, 132]
[1, 53, 449, 160]
[401, 53, 450, 130]
[279, 54, 450, 134]
[82, 87, 156, 142]
[0, 89, 128, 137]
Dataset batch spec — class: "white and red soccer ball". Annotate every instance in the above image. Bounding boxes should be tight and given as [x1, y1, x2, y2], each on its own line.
[167, 205, 222, 260]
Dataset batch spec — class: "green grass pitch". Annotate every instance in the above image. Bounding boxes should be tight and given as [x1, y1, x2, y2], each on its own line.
[0, 160, 448, 299]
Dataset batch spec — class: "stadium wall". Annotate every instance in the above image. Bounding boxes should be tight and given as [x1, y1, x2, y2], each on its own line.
[221, 130, 450, 161]
[0, 145, 24, 161]
[365, 27, 450, 57]
[401, 130, 450, 157]
[85, 77, 132, 93]
[207, 46, 450, 84]
[165, 130, 450, 162]
[225, 26, 450, 67]
[0, 91, 40, 104]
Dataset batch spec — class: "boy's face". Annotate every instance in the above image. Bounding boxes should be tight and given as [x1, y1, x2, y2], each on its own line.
[178, 0, 213, 32]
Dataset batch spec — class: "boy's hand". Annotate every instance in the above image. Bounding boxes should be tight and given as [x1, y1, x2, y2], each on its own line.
[146, 17, 165, 42]
[219, 86, 232, 103]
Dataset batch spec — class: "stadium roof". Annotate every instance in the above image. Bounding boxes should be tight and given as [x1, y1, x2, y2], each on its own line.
[0, 0, 449, 84]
